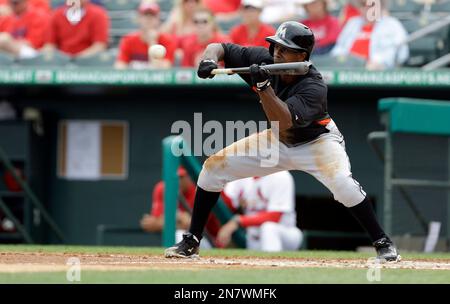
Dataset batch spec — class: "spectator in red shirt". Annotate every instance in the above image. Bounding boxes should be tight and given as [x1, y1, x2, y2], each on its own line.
[43, 0, 109, 58]
[0, 0, 49, 16]
[180, 8, 230, 67]
[229, 0, 275, 48]
[301, 0, 341, 55]
[339, 0, 360, 27]
[115, 1, 176, 69]
[0, 0, 49, 58]
[140, 167, 222, 248]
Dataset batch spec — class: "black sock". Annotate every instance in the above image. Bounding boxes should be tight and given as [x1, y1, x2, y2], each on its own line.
[189, 186, 221, 240]
[348, 197, 387, 243]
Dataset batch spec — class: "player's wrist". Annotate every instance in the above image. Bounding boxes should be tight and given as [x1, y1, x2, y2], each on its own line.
[255, 79, 271, 92]
[231, 215, 241, 227]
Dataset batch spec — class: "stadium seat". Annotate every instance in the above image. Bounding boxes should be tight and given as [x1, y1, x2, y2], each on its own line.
[72, 50, 116, 67]
[311, 55, 366, 69]
[103, 0, 140, 11]
[51, 0, 65, 8]
[389, 0, 424, 14]
[406, 36, 445, 66]
[401, 15, 449, 66]
[0, 53, 15, 66]
[431, 0, 450, 13]
[17, 51, 71, 67]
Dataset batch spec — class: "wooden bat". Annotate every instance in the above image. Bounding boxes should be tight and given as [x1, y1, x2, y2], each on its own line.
[211, 62, 312, 75]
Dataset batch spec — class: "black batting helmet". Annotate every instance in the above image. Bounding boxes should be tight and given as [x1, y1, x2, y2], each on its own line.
[266, 21, 315, 60]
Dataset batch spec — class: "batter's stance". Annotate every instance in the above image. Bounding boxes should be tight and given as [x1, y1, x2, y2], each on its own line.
[165, 21, 400, 262]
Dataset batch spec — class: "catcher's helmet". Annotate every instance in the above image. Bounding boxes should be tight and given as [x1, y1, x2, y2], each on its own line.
[266, 21, 315, 60]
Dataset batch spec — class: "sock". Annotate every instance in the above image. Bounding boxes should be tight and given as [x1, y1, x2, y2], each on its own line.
[189, 186, 221, 241]
[348, 197, 387, 243]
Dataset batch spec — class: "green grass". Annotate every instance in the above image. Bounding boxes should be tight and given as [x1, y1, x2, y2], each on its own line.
[0, 245, 449, 284]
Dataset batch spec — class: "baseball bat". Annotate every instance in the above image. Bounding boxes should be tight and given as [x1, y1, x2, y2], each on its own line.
[211, 62, 311, 76]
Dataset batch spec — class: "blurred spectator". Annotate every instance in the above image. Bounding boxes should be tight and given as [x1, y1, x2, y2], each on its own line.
[43, 0, 109, 58]
[140, 167, 221, 248]
[229, 0, 275, 48]
[0, 0, 50, 16]
[115, 1, 176, 69]
[260, 0, 306, 24]
[0, 0, 49, 59]
[180, 7, 230, 67]
[203, 0, 241, 14]
[161, 0, 200, 48]
[339, 0, 360, 26]
[331, 0, 409, 69]
[301, 0, 341, 55]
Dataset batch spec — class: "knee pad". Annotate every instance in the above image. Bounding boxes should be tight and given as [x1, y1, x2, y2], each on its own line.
[331, 175, 366, 207]
[197, 164, 227, 192]
[260, 221, 280, 234]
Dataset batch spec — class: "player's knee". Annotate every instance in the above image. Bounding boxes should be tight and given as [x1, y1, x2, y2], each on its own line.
[331, 175, 366, 207]
[260, 221, 280, 235]
[197, 166, 226, 192]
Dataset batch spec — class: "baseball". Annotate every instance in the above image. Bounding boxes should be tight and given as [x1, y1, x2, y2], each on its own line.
[149, 44, 166, 60]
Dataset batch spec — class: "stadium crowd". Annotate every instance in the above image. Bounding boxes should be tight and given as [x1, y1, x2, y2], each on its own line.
[0, 0, 448, 70]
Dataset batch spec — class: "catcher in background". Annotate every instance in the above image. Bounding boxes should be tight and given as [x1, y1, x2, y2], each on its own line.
[219, 171, 302, 252]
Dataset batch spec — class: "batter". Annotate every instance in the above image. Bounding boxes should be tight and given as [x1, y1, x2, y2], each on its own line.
[165, 21, 400, 262]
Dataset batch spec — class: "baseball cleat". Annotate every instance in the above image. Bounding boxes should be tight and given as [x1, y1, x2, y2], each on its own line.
[373, 237, 401, 262]
[164, 233, 200, 259]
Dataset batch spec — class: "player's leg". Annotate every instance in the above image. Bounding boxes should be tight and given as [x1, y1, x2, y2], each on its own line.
[260, 222, 303, 252]
[289, 121, 400, 261]
[165, 130, 289, 258]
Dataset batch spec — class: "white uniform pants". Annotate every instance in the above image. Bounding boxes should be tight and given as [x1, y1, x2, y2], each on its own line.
[198, 120, 366, 208]
[247, 222, 303, 252]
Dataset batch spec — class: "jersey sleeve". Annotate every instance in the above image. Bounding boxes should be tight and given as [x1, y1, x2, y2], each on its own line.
[285, 79, 328, 127]
[117, 36, 131, 63]
[222, 43, 273, 86]
[265, 173, 296, 213]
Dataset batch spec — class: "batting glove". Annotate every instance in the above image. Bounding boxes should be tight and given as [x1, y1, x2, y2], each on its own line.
[197, 59, 218, 79]
[250, 64, 271, 92]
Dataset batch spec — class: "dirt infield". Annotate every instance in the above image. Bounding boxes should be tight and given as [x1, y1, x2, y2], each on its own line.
[1, 252, 450, 273]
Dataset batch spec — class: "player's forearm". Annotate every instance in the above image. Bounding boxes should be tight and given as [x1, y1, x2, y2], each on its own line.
[199, 43, 225, 63]
[258, 87, 293, 131]
[238, 211, 283, 228]
[76, 42, 107, 58]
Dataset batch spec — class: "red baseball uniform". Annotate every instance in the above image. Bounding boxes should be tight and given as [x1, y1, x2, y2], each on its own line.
[46, 3, 109, 55]
[117, 31, 176, 65]
[150, 181, 220, 238]
[181, 32, 230, 67]
[302, 15, 341, 49]
[229, 23, 276, 48]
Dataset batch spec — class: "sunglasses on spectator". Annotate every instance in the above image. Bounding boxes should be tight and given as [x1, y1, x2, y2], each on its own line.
[194, 19, 209, 25]
[183, 0, 199, 3]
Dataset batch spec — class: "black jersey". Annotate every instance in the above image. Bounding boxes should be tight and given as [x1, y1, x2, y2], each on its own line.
[222, 43, 331, 146]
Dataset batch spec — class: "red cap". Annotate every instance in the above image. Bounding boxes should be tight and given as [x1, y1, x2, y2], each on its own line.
[177, 166, 188, 177]
[139, 1, 160, 15]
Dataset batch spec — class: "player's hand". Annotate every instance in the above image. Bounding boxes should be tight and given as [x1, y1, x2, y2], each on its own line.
[197, 59, 218, 79]
[176, 211, 191, 230]
[217, 220, 239, 247]
[250, 63, 271, 91]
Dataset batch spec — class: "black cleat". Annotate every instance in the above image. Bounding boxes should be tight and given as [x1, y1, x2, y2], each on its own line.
[164, 233, 200, 259]
[373, 237, 401, 262]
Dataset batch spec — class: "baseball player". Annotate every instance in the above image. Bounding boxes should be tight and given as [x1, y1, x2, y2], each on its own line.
[219, 171, 302, 252]
[165, 21, 400, 261]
